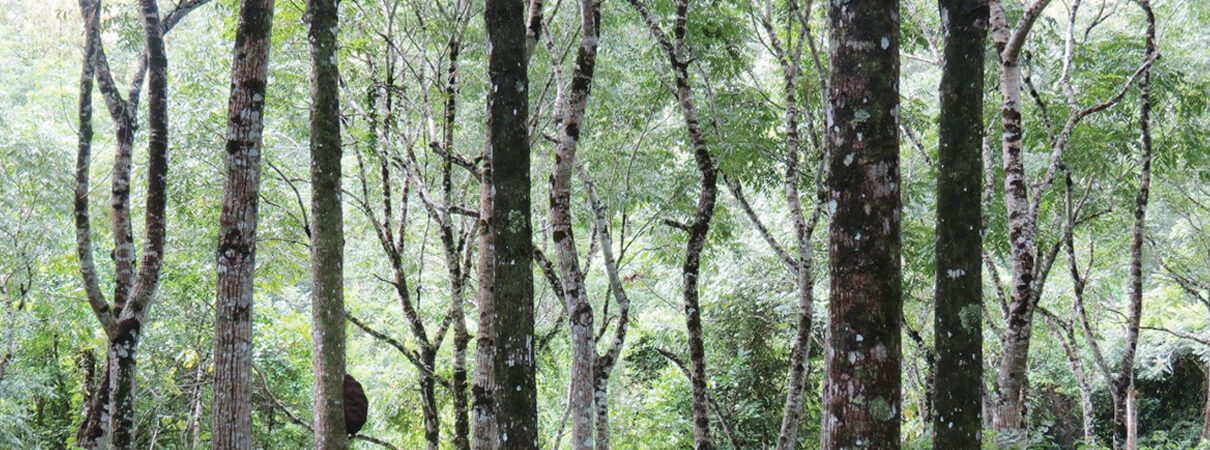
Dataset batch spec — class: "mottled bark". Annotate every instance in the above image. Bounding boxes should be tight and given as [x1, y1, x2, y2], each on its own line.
[484, 0, 536, 447]
[73, 0, 208, 446]
[549, 1, 602, 448]
[307, 0, 347, 448]
[211, 1, 274, 448]
[987, 1, 1052, 444]
[1109, 4, 1154, 448]
[747, 2, 825, 448]
[821, 0, 902, 448]
[626, 2, 718, 447]
[933, 1, 987, 448]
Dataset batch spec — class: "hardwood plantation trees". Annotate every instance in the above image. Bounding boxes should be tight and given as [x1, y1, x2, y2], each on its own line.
[821, 0, 902, 447]
[735, 1, 827, 447]
[210, 0, 275, 448]
[72, 0, 209, 446]
[548, 0, 604, 447]
[932, 0, 987, 447]
[342, 1, 476, 447]
[482, 0, 537, 447]
[626, 0, 720, 447]
[986, 0, 1156, 444]
[307, 0, 348, 447]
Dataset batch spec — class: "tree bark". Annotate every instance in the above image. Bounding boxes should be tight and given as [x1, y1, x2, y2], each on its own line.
[1110, 4, 1154, 449]
[211, 1, 274, 448]
[933, 1, 987, 448]
[484, 0, 536, 447]
[626, 2, 718, 447]
[549, 1, 602, 447]
[821, 0, 902, 448]
[307, 0, 347, 448]
[987, 1, 1052, 444]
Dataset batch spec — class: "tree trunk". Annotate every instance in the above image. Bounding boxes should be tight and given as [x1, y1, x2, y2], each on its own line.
[988, 2, 1052, 444]
[821, 0, 902, 448]
[485, 0, 536, 447]
[933, 1, 988, 448]
[421, 349, 440, 450]
[472, 138, 499, 450]
[1112, 3, 1154, 448]
[549, 1, 602, 447]
[307, 0, 347, 448]
[211, 1, 274, 448]
[73, 0, 201, 446]
[626, 2, 719, 446]
[1201, 362, 1210, 442]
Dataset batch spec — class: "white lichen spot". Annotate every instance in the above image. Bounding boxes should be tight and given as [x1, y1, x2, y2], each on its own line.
[844, 153, 855, 166]
[881, 36, 890, 50]
[946, 269, 966, 279]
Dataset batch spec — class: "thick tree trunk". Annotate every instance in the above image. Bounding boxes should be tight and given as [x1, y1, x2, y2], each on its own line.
[484, 0, 536, 447]
[821, 0, 902, 448]
[307, 0, 347, 448]
[211, 1, 274, 448]
[933, 1, 988, 448]
[107, 321, 141, 449]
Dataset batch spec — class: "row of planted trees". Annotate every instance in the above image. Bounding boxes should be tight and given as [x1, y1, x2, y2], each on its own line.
[61, 0, 1188, 448]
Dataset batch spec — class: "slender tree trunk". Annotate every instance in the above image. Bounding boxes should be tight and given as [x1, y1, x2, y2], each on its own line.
[821, 0, 902, 447]
[549, 1, 602, 447]
[988, 2, 1052, 444]
[1201, 362, 1210, 442]
[1111, 4, 1154, 449]
[307, 0, 347, 447]
[472, 140, 499, 450]
[484, 0, 536, 447]
[211, 1, 274, 448]
[626, 2, 719, 447]
[421, 349, 440, 450]
[933, 1, 987, 448]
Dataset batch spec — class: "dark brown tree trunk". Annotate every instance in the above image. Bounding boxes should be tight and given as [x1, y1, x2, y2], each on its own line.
[821, 0, 902, 447]
[1111, 3, 1154, 448]
[307, 0, 347, 447]
[211, 1, 274, 448]
[484, 0, 536, 447]
[933, 1, 987, 448]
[626, 2, 718, 447]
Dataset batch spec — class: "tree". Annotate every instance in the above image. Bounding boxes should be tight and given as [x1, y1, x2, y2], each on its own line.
[548, 0, 603, 447]
[821, 0, 902, 447]
[932, 0, 987, 447]
[483, 0, 537, 447]
[626, 1, 720, 447]
[211, 0, 275, 447]
[73, 0, 209, 446]
[307, 0, 347, 447]
[738, 1, 827, 447]
[986, 0, 1154, 443]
